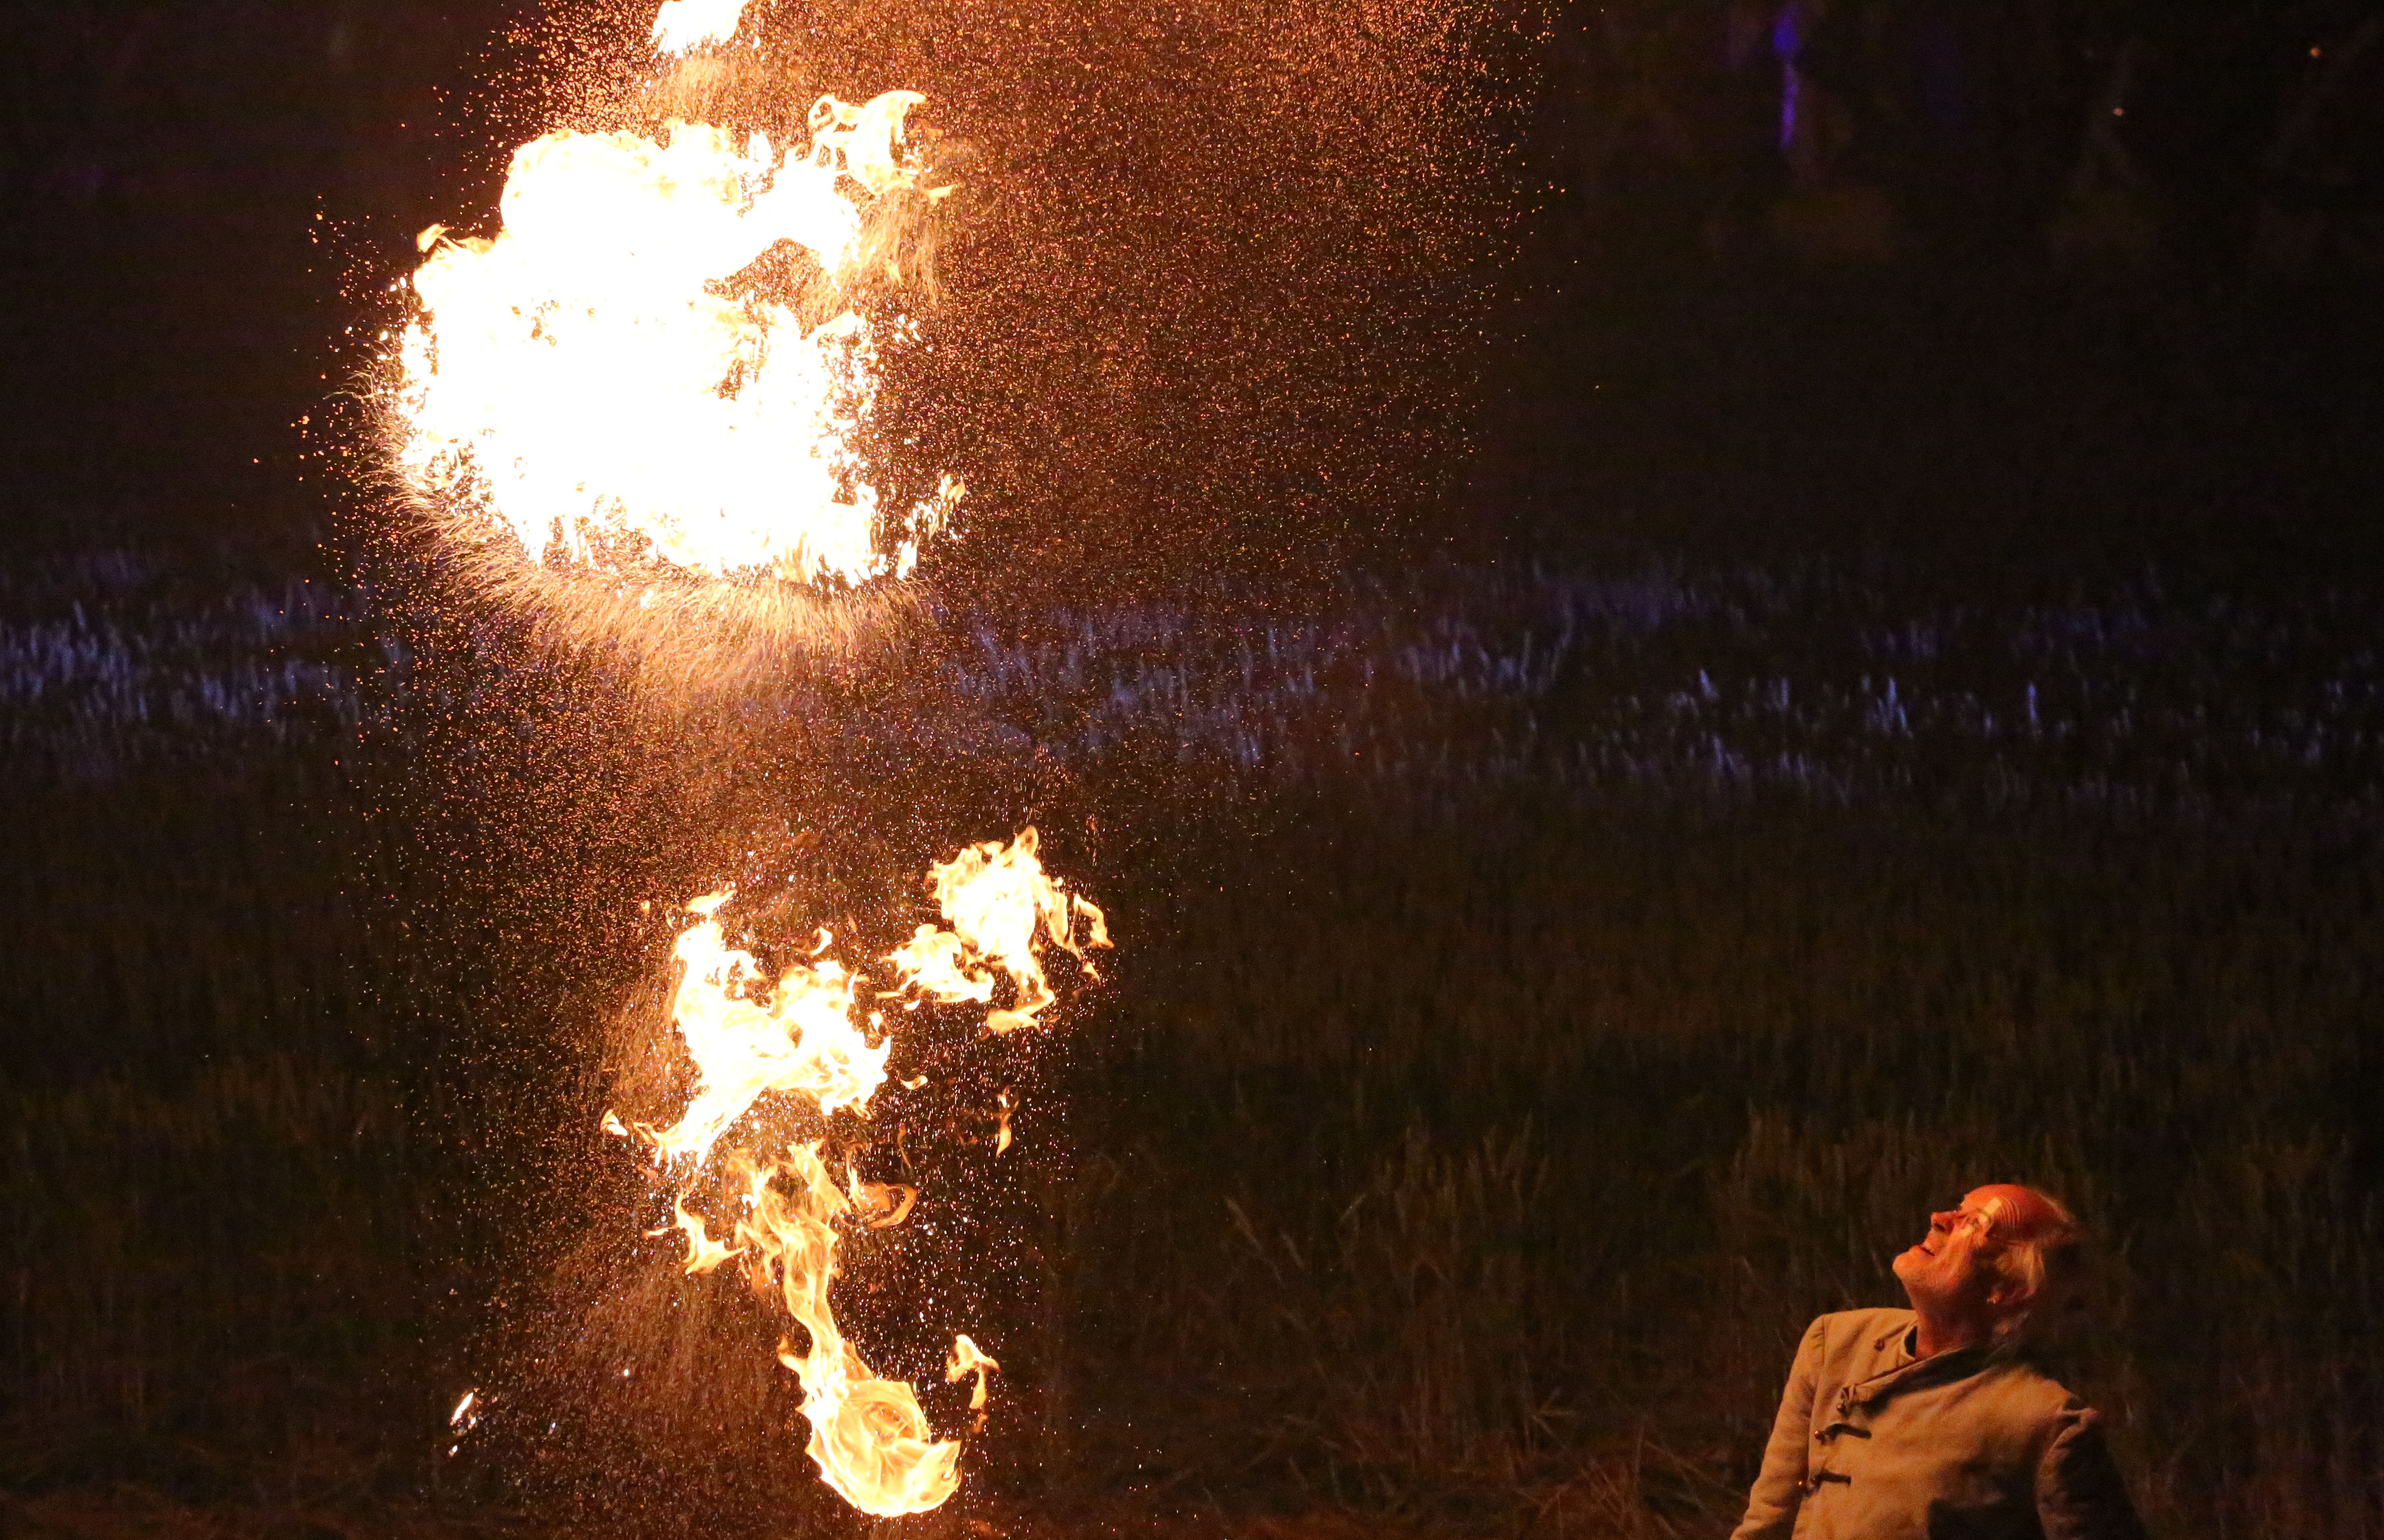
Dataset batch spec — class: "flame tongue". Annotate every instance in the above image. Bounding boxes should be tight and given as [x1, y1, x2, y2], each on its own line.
[891, 827, 1111, 1031]
[744, 1144, 968, 1515]
[615, 832, 1094, 1516]
[655, 1193, 743, 1274]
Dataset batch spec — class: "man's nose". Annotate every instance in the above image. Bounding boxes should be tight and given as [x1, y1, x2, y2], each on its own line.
[1930, 1208, 1960, 1229]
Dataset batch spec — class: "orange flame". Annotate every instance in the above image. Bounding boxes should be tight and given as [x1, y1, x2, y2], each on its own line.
[644, 891, 888, 1170]
[742, 1143, 973, 1514]
[649, 1193, 744, 1274]
[615, 836, 1099, 1515]
[946, 1334, 998, 1431]
[846, 1164, 919, 1229]
[393, 63, 958, 585]
[889, 828, 1112, 1031]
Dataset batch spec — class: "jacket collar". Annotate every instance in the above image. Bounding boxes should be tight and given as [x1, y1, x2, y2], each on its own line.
[1834, 1322, 1994, 1415]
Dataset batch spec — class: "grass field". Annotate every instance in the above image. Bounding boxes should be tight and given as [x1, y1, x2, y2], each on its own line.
[2, 545, 2379, 1537]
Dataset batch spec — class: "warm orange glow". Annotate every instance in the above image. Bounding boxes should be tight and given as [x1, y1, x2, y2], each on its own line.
[740, 1143, 973, 1515]
[652, 1193, 744, 1274]
[889, 827, 1112, 1032]
[946, 1334, 998, 1430]
[650, 0, 749, 52]
[640, 890, 888, 1171]
[393, 28, 959, 586]
[396, 0, 1107, 1513]
[612, 835, 1105, 1515]
[846, 1164, 918, 1229]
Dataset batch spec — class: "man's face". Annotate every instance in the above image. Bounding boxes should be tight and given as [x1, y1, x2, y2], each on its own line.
[1891, 1185, 2046, 1313]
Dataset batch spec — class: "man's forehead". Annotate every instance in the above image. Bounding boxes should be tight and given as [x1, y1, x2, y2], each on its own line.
[1962, 1184, 2058, 1231]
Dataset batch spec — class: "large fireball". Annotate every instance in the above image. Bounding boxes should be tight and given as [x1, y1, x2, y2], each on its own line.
[389, 6, 958, 593]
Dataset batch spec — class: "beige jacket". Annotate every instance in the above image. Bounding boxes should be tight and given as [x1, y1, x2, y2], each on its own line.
[1730, 1308, 2145, 1540]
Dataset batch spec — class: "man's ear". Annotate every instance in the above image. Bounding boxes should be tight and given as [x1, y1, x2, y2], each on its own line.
[1986, 1281, 2037, 1313]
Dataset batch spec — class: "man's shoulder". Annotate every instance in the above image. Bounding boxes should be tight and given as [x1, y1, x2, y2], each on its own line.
[1978, 1351, 2093, 1420]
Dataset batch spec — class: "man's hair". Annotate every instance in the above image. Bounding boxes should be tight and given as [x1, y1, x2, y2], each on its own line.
[1974, 1186, 2087, 1348]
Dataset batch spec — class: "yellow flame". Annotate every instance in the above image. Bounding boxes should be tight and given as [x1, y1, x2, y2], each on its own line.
[645, 890, 889, 1170]
[743, 1144, 965, 1515]
[394, 92, 956, 586]
[888, 828, 1112, 1032]
[650, 1193, 744, 1273]
[946, 1335, 997, 1430]
[620, 837, 1103, 1515]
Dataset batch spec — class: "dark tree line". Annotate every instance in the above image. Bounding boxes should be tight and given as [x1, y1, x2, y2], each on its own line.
[1527, 0, 2384, 274]
[5, 0, 2375, 276]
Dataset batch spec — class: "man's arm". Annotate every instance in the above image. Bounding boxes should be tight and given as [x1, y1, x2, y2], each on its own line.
[2036, 1406, 2149, 1540]
[1729, 1317, 1824, 1540]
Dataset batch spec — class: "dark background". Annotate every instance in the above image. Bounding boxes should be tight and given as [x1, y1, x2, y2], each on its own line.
[3, 0, 2382, 576]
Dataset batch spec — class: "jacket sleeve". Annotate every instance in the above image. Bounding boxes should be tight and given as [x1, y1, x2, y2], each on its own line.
[1730, 1317, 1824, 1540]
[2036, 1405, 2148, 1540]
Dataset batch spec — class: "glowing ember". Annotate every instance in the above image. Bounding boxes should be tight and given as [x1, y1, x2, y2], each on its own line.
[613, 834, 1107, 1515]
[391, 20, 959, 586]
[890, 826, 1112, 1031]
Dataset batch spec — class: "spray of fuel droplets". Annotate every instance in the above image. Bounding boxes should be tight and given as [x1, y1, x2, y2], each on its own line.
[378, 0, 1110, 1514]
[369, 0, 1516, 1514]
